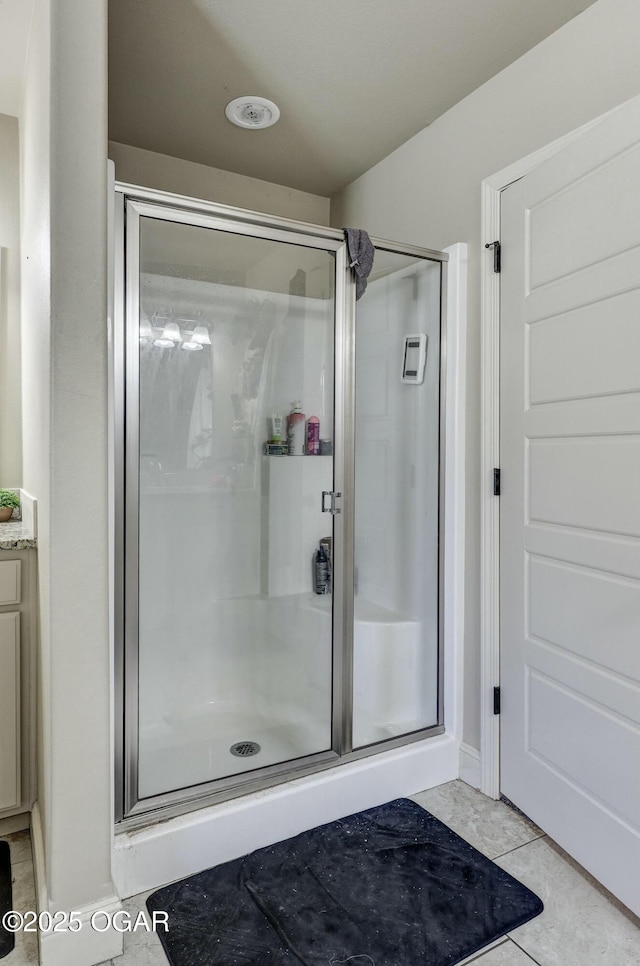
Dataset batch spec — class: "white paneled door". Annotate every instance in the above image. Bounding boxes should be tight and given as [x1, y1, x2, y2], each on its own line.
[499, 96, 640, 916]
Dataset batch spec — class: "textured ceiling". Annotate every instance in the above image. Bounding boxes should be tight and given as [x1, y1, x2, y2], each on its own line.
[108, 0, 596, 197]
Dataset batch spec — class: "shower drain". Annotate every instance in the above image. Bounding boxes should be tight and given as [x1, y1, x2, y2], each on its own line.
[230, 740, 261, 758]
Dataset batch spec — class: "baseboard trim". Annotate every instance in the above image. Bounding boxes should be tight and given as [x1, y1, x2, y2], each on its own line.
[38, 895, 123, 966]
[459, 743, 481, 790]
[31, 802, 124, 966]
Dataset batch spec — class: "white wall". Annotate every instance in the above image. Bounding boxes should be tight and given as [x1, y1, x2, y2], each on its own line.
[108, 140, 330, 225]
[20, 0, 52, 869]
[48, 0, 114, 913]
[331, 0, 640, 751]
[0, 113, 22, 484]
[21, 1, 120, 961]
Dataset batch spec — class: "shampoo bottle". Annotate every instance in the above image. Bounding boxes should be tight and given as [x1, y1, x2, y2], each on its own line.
[287, 401, 306, 456]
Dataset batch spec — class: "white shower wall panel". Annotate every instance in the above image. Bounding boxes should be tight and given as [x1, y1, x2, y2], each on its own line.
[138, 490, 261, 728]
[261, 456, 333, 597]
[355, 260, 441, 625]
[137, 267, 336, 742]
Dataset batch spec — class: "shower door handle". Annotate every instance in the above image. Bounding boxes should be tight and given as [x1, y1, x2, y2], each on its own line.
[321, 491, 342, 514]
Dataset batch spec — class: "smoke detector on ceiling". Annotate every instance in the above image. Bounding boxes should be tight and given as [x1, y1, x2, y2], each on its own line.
[225, 96, 280, 130]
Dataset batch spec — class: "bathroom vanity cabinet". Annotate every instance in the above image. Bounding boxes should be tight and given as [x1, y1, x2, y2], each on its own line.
[0, 550, 37, 828]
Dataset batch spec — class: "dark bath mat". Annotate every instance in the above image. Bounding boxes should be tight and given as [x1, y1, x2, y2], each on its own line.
[0, 841, 15, 960]
[147, 798, 543, 966]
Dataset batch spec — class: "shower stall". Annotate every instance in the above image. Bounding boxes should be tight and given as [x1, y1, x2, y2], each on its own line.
[114, 184, 447, 824]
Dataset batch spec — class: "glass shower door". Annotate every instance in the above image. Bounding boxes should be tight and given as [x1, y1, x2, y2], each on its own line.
[351, 247, 443, 748]
[124, 203, 342, 807]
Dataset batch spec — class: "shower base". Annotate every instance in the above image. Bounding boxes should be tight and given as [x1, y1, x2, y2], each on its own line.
[138, 702, 329, 801]
[137, 592, 433, 802]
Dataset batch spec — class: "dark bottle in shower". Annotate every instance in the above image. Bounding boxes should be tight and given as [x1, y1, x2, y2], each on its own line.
[315, 543, 330, 595]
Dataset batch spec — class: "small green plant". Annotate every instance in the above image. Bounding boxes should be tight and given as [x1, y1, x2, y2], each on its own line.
[0, 490, 20, 510]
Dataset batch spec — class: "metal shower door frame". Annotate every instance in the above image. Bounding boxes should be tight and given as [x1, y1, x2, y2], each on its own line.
[113, 183, 448, 827]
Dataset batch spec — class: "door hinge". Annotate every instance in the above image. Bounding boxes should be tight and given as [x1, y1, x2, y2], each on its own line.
[485, 240, 501, 273]
[493, 686, 501, 715]
[493, 468, 501, 496]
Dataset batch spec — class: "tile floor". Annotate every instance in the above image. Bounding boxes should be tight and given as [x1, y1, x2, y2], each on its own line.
[3, 780, 640, 965]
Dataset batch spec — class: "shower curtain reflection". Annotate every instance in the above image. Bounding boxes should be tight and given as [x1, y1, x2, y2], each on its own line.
[139, 336, 212, 483]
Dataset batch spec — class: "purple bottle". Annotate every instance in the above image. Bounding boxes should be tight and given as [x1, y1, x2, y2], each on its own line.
[306, 416, 320, 455]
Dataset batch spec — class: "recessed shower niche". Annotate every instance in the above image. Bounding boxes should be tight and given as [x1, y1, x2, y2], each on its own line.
[114, 186, 447, 822]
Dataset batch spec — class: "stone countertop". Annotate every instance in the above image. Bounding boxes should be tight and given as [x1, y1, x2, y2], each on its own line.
[0, 521, 37, 551]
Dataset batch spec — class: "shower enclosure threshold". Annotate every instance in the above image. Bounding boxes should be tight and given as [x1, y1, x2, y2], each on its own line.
[113, 731, 458, 898]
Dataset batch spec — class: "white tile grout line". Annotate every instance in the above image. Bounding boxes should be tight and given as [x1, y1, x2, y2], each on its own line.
[457, 937, 510, 964]
[491, 832, 547, 862]
[510, 936, 545, 966]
